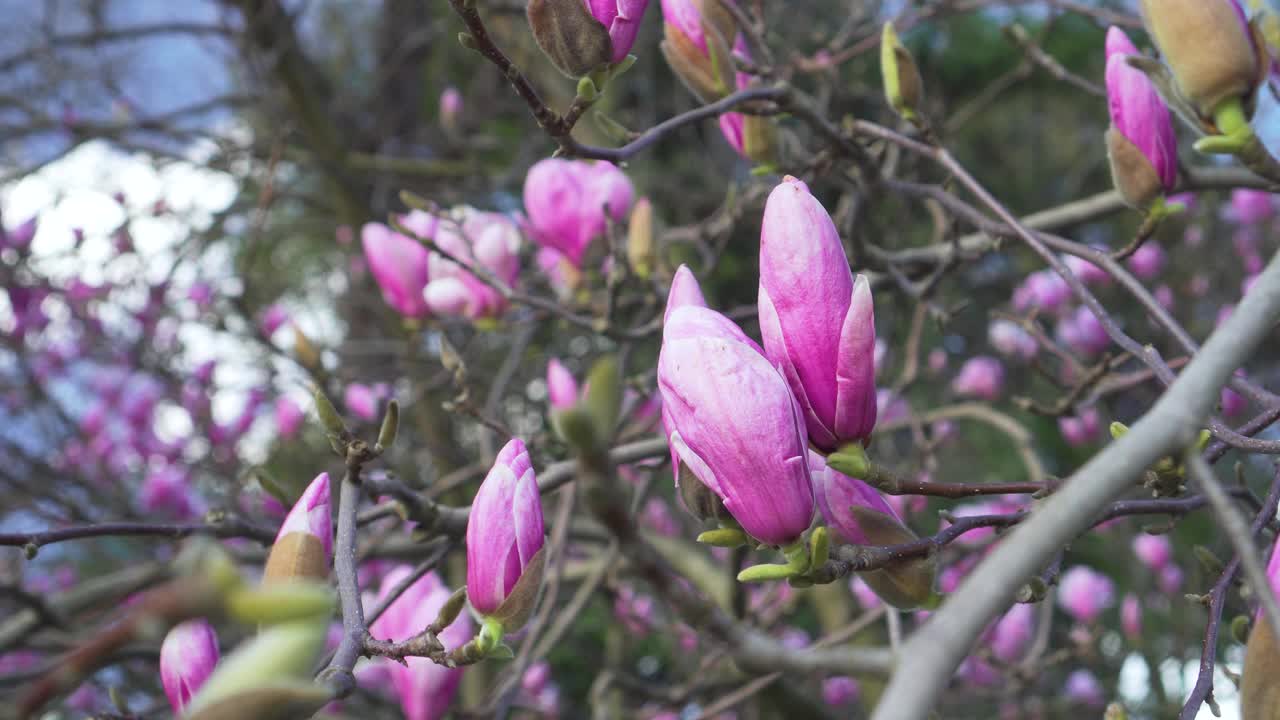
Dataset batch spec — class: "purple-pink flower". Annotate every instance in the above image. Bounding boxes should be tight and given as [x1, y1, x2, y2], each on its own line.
[466, 438, 545, 617]
[585, 0, 650, 63]
[758, 177, 877, 452]
[546, 358, 580, 411]
[1122, 593, 1142, 639]
[362, 219, 431, 318]
[275, 472, 333, 564]
[951, 356, 1005, 401]
[810, 451, 900, 546]
[658, 302, 814, 546]
[345, 383, 381, 422]
[159, 619, 219, 714]
[1064, 669, 1105, 707]
[823, 676, 860, 706]
[275, 396, 304, 439]
[523, 158, 634, 267]
[419, 208, 522, 320]
[369, 567, 473, 720]
[1231, 189, 1275, 225]
[1132, 533, 1172, 571]
[1057, 566, 1115, 624]
[1126, 242, 1167, 280]
[988, 320, 1038, 361]
[1105, 27, 1177, 195]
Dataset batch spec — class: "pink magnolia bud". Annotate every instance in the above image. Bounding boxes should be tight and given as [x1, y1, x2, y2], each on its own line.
[759, 177, 877, 452]
[1057, 566, 1115, 624]
[664, 264, 708, 322]
[1058, 407, 1101, 447]
[1125, 242, 1167, 280]
[1231, 189, 1274, 225]
[344, 383, 380, 422]
[1104, 28, 1177, 207]
[1121, 593, 1142, 640]
[811, 451, 901, 546]
[421, 208, 522, 320]
[1064, 255, 1111, 286]
[523, 158, 634, 267]
[660, 0, 739, 101]
[274, 472, 333, 564]
[989, 604, 1035, 663]
[466, 438, 546, 620]
[716, 36, 775, 163]
[522, 661, 552, 696]
[1222, 385, 1247, 417]
[822, 676, 860, 706]
[988, 320, 1038, 361]
[1013, 270, 1071, 313]
[536, 246, 581, 297]
[587, 0, 650, 63]
[1057, 305, 1110, 357]
[140, 466, 200, 520]
[361, 221, 431, 318]
[546, 358, 580, 411]
[1131, 533, 1172, 571]
[159, 619, 219, 714]
[439, 86, 463, 131]
[275, 396, 304, 439]
[1158, 564, 1184, 593]
[951, 356, 1005, 401]
[1064, 669, 1105, 707]
[369, 567, 473, 720]
[659, 302, 814, 546]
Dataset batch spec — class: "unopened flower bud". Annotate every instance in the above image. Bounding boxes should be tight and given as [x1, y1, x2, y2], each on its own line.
[660, 0, 739, 102]
[263, 473, 332, 584]
[1104, 27, 1178, 210]
[466, 439, 546, 631]
[1139, 0, 1262, 122]
[160, 619, 219, 714]
[626, 197, 654, 278]
[528, 0, 614, 77]
[881, 22, 924, 122]
[183, 619, 330, 720]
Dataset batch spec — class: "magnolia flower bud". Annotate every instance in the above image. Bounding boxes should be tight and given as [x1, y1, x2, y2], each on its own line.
[1057, 566, 1115, 624]
[881, 22, 924, 122]
[951, 356, 1005, 401]
[420, 207, 522, 321]
[362, 221, 431, 318]
[660, 0, 739, 102]
[524, 159, 634, 267]
[183, 619, 330, 720]
[1139, 0, 1262, 120]
[811, 451, 934, 608]
[369, 567, 473, 720]
[1121, 593, 1143, 640]
[528, 0, 613, 77]
[546, 358, 580, 411]
[439, 86, 463, 133]
[659, 303, 814, 546]
[626, 197, 654, 278]
[1104, 28, 1177, 209]
[759, 177, 877, 452]
[823, 677, 860, 706]
[263, 473, 332, 583]
[466, 438, 546, 630]
[1064, 669, 1106, 707]
[160, 619, 219, 715]
[1132, 532, 1172, 571]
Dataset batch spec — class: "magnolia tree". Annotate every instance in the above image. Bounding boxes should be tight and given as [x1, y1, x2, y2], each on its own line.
[5, 0, 1280, 718]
